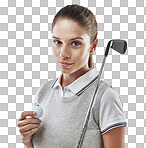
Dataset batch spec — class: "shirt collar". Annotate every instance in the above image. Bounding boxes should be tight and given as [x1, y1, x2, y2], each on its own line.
[52, 68, 98, 96]
[52, 74, 62, 89]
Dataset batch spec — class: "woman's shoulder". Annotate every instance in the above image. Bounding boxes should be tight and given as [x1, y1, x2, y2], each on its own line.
[33, 79, 57, 104]
[99, 80, 123, 108]
[42, 79, 57, 87]
[95, 80, 112, 96]
[99, 80, 119, 97]
[99, 80, 112, 89]
[36, 79, 57, 95]
[97, 80, 122, 104]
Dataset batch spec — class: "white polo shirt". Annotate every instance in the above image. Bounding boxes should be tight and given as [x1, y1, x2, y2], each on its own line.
[32, 67, 127, 147]
[53, 68, 99, 98]
[52, 67, 127, 134]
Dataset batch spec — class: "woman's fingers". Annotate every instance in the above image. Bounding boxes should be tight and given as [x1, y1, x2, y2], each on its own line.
[21, 128, 38, 138]
[17, 111, 42, 144]
[19, 123, 40, 133]
[21, 128, 39, 143]
[18, 118, 42, 128]
[19, 111, 36, 121]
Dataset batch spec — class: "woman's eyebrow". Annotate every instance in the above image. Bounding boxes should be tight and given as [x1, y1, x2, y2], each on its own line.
[52, 36, 83, 40]
[70, 37, 83, 40]
[52, 36, 59, 39]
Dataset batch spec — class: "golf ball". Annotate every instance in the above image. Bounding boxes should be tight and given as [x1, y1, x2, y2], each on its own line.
[32, 105, 43, 118]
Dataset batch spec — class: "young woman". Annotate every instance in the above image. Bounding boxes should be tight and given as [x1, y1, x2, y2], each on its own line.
[18, 4, 127, 148]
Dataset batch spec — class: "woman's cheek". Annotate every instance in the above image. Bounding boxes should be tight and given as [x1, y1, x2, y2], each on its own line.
[52, 47, 59, 57]
[73, 48, 85, 59]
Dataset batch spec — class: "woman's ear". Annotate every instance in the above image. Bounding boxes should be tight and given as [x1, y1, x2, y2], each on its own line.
[90, 38, 98, 53]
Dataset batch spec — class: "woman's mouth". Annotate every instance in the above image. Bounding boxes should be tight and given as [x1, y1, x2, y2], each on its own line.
[59, 61, 74, 68]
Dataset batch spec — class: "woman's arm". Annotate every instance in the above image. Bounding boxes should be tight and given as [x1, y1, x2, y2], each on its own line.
[102, 126, 126, 148]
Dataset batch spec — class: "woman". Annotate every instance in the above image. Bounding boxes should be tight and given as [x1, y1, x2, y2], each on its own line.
[18, 4, 127, 148]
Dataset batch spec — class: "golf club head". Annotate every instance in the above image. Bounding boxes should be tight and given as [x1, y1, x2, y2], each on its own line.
[111, 39, 127, 54]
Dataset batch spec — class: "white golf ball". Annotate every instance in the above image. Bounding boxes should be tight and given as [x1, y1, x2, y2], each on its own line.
[32, 105, 43, 118]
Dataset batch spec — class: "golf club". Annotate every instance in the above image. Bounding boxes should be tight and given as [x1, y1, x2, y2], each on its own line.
[77, 39, 127, 148]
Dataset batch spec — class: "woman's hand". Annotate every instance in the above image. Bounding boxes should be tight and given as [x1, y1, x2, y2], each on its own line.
[18, 111, 42, 145]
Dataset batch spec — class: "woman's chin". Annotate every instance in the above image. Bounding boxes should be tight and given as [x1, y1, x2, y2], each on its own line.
[57, 63, 73, 74]
[60, 68, 72, 74]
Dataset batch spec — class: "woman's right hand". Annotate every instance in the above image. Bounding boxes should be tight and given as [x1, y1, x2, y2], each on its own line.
[18, 111, 42, 145]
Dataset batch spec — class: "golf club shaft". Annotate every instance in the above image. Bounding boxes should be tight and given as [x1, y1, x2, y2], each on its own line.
[77, 55, 107, 148]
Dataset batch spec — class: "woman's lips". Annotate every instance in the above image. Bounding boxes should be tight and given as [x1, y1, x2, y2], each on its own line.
[59, 61, 74, 67]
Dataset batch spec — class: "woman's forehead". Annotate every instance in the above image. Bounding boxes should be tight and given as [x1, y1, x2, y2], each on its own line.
[52, 19, 89, 41]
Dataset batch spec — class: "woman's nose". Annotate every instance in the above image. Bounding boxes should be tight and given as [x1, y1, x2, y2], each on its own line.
[60, 46, 70, 58]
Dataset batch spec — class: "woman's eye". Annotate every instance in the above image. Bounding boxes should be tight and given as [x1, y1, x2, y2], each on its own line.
[53, 40, 62, 45]
[72, 41, 81, 46]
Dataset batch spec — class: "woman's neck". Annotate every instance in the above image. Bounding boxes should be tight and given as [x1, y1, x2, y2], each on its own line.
[60, 67, 91, 90]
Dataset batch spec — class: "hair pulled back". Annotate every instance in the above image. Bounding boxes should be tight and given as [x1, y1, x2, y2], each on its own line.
[52, 4, 98, 68]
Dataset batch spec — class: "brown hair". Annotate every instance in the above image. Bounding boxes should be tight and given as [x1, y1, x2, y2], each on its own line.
[51, 4, 98, 68]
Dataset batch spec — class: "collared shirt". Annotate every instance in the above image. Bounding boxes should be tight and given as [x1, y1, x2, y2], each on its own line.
[52, 68, 98, 97]
[32, 68, 127, 147]
[51, 67, 127, 135]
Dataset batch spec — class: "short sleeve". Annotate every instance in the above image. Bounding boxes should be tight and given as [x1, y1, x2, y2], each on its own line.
[99, 87, 127, 135]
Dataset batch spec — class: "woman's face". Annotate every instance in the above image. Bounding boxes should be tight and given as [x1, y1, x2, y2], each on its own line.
[52, 19, 92, 75]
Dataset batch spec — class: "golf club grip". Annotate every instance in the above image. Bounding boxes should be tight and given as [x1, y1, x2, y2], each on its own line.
[77, 56, 107, 148]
